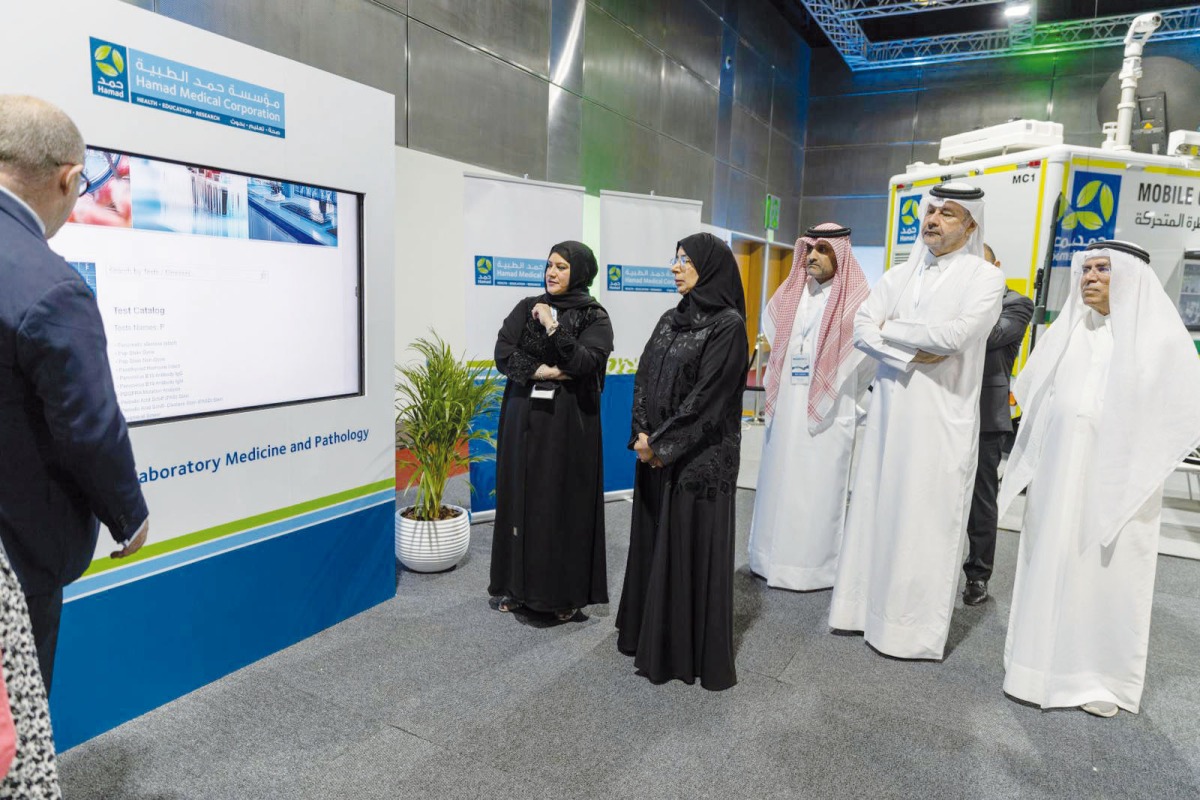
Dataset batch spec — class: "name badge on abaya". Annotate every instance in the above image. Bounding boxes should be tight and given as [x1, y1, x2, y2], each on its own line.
[530, 381, 558, 401]
[791, 353, 811, 385]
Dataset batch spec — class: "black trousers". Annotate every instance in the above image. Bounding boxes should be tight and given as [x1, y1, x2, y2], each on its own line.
[964, 432, 1007, 583]
[24, 588, 63, 693]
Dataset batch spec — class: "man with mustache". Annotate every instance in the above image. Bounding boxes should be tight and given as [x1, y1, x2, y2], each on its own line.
[998, 240, 1200, 717]
[829, 183, 1004, 660]
[749, 223, 872, 591]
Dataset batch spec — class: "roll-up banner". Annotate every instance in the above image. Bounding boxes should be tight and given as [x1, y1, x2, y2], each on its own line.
[598, 191, 703, 493]
[462, 174, 585, 360]
[462, 174, 585, 515]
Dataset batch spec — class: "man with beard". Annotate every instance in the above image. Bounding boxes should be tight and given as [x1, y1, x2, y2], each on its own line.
[828, 183, 1004, 660]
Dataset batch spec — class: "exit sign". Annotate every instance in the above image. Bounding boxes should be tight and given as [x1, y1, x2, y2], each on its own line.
[764, 194, 781, 230]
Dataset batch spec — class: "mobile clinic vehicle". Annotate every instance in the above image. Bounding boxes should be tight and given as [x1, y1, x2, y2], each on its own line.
[884, 12, 1200, 374]
[880, 14, 1200, 558]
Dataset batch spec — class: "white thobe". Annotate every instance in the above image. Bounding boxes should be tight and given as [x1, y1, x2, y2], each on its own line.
[749, 278, 869, 590]
[828, 249, 1004, 659]
[1003, 311, 1159, 713]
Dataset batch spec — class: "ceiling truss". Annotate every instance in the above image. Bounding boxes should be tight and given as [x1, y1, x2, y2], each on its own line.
[839, 0, 1005, 21]
[800, 1, 1200, 71]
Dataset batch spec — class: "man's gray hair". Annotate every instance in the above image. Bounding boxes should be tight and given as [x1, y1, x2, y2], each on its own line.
[0, 95, 85, 182]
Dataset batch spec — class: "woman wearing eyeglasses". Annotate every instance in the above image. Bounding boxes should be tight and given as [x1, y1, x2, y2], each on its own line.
[616, 233, 749, 690]
[489, 241, 614, 623]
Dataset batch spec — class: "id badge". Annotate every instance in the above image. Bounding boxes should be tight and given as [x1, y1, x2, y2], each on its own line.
[530, 382, 558, 401]
[791, 353, 811, 385]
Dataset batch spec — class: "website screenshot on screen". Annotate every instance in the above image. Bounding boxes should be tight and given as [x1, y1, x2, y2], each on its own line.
[50, 147, 362, 424]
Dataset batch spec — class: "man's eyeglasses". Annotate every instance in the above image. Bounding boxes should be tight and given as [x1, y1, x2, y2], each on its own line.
[54, 161, 91, 197]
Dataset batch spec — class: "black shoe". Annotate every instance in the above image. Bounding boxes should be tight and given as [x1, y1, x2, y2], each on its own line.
[963, 580, 989, 606]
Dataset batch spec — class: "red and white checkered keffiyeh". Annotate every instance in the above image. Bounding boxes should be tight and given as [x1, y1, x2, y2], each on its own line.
[764, 223, 870, 431]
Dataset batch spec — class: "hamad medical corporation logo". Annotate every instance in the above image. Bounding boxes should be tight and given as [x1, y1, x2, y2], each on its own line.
[90, 37, 130, 101]
[475, 256, 494, 286]
[1060, 171, 1120, 241]
[897, 194, 922, 245]
[607, 265, 623, 290]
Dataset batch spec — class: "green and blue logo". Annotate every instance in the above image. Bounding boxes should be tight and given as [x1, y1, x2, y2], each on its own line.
[606, 264, 674, 293]
[1061, 171, 1120, 240]
[90, 37, 129, 101]
[607, 265, 622, 291]
[1052, 170, 1122, 270]
[87, 37, 286, 138]
[475, 256, 494, 286]
[897, 194, 922, 245]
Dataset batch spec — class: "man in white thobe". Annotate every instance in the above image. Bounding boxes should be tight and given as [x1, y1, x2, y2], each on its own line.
[749, 223, 871, 590]
[998, 240, 1200, 717]
[828, 182, 1004, 660]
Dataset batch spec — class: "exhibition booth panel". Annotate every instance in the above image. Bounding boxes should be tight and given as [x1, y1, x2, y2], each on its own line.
[3, 0, 397, 749]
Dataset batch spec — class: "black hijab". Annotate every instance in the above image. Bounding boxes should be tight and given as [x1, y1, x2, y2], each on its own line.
[540, 240, 601, 311]
[669, 232, 747, 330]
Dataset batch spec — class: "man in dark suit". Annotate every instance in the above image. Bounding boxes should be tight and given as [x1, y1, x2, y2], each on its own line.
[0, 95, 149, 689]
[963, 244, 1034, 606]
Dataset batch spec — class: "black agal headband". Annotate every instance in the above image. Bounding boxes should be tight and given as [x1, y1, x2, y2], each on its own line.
[804, 225, 851, 238]
[1086, 240, 1150, 264]
[929, 183, 985, 201]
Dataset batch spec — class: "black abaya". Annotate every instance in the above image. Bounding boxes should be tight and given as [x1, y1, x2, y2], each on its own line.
[488, 281, 613, 614]
[616, 233, 748, 690]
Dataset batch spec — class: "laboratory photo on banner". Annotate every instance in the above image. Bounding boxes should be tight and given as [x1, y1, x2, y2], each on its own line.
[70, 148, 133, 228]
[130, 156, 250, 238]
[247, 178, 339, 247]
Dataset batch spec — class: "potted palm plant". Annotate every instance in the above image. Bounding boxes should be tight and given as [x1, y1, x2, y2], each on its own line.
[394, 332, 502, 572]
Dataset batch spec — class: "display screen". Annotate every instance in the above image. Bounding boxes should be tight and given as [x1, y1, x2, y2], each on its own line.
[1179, 256, 1200, 332]
[50, 147, 363, 425]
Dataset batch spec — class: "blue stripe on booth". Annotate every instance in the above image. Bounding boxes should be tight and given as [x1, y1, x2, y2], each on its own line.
[50, 501, 395, 751]
[468, 401, 502, 514]
[600, 374, 636, 493]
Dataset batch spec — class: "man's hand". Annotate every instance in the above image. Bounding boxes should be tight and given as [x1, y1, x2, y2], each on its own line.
[912, 350, 948, 364]
[112, 520, 149, 559]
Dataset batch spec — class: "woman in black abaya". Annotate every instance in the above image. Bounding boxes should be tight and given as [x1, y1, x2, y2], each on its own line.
[616, 232, 748, 690]
[489, 241, 613, 622]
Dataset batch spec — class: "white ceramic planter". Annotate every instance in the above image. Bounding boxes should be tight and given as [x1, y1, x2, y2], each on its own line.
[395, 504, 470, 572]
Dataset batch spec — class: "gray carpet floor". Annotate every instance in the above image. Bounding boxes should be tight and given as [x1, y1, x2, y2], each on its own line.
[59, 480, 1200, 799]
